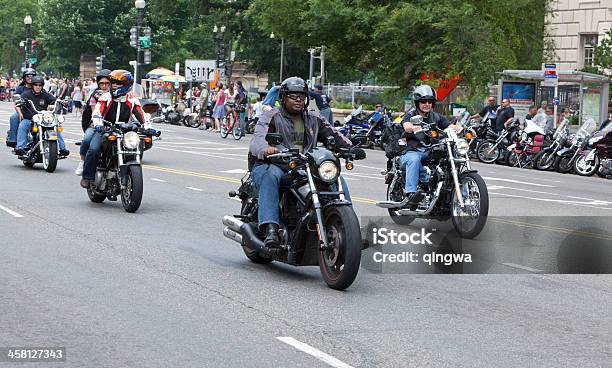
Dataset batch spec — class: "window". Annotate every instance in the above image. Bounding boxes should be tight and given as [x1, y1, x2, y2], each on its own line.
[582, 34, 598, 67]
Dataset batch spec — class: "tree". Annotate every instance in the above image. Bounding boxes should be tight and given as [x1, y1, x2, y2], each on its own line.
[591, 28, 612, 77]
[0, 0, 38, 76]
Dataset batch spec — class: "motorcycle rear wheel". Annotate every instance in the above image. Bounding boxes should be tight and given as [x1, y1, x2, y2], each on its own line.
[87, 185, 106, 203]
[319, 206, 362, 290]
[386, 181, 415, 226]
[451, 172, 489, 239]
[555, 153, 574, 174]
[240, 199, 273, 264]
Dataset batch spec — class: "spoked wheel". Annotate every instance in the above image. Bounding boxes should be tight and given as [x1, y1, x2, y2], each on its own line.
[477, 141, 500, 163]
[121, 165, 143, 213]
[574, 153, 599, 177]
[534, 150, 555, 170]
[232, 115, 243, 140]
[507, 152, 519, 167]
[220, 118, 230, 139]
[386, 179, 414, 226]
[42, 140, 58, 173]
[189, 116, 202, 128]
[451, 172, 489, 239]
[318, 206, 362, 290]
[555, 153, 575, 173]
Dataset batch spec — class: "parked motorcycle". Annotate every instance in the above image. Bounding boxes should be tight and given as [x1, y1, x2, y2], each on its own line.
[533, 119, 570, 170]
[573, 125, 612, 177]
[338, 105, 372, 146]
[85, 118, 149, 213]
[554, 119, 597, 174]
[377, 115, 489, 239]
[364, 107, 393, 149]
[476, 119, 521, 164]
[16, 98, 67, 172]
[506, 118, 547, 169]
[222, 133, 366, 290]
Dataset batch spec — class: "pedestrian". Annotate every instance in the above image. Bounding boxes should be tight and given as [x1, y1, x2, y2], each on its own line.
[71, 80, 84, 117]
[235, 80, 248, 136]
[557, 108, 571, 126]
[495, 98, 515, 132]
[211, 83, 225, 132]
[537, 100, 548, 114]
[309, 83, 333, 123]
[471, 96, 498, 125]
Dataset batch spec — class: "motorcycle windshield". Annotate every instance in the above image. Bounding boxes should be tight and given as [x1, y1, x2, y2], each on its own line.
[577, 119, 597, 138]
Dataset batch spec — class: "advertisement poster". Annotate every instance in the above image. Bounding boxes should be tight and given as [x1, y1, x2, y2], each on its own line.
[501, 81, 536, 121]
[582, 86, 601, 123]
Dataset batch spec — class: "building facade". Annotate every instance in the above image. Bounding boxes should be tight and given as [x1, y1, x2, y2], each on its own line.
[546, 0, 612, 70]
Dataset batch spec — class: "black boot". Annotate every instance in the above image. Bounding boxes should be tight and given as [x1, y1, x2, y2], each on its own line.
[263, 223, 280, 248]
[403, 190, 425, 210]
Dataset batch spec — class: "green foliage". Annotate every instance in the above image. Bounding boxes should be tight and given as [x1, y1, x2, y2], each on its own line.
[591, 28, 612, 77]
[0, 0, 38, 76]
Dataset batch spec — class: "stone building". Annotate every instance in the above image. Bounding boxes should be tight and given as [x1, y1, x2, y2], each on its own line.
[546, 0, 612, 70]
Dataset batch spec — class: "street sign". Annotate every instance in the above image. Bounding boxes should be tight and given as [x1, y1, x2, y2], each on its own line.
[542, 63, 558, 87]
[553, 97, 560, 105]
[185, 59, 216, 82]
[29, 57, 37, 65]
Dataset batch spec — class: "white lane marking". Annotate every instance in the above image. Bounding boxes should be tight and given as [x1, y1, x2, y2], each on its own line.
[276, 337, 353, 368]
[490, 192, 611, 210]
[186, 186, 203, 192]
[151, 178, 166, 183]
[221, 169, 248, 174]
[505, 173, 562, 183]
[158, 145, 246, 151]
[482, 176, 554, 188]
[501, 263, 543, 273]
[343, 172, 383, 180]
[0, 204, 24, 218]
[567, 195, 611, 204]
[486, 185, 507, 191]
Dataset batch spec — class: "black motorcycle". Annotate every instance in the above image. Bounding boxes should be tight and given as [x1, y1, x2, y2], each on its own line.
[377, 116, 489, 239]
[534, 119, 570, 170]
[476, 119, 521, 164]
[85, 119, 159, 213]
[222, 133, 366, 290]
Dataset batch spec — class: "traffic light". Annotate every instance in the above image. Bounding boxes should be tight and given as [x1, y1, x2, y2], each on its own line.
[143, 50, 151, 65]
[217, 48, 225, 61]
[95, 56, 103, 73]
[31, 39, 38, 55]
[130, 27, 138, 48]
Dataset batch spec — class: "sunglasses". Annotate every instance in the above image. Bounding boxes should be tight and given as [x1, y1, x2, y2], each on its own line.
[286, 93, 306, 101]
[419, 100, 434, 105]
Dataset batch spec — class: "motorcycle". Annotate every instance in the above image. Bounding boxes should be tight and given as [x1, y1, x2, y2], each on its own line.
[16, 98, 67, 173]
[364, 107, 393, 149]
[554, 119, 597, 174]
[184, 96, 213, 129]
[338, 105, 372, 146]
[506, 118, 547, 169]
[533, 118, 570, 170]
[573, 124, 612, 177]
[85, 118, 153, 213]
[222, 133, 365, 290]
[377, 115, 489, 239]
[476, 119, 522, 164]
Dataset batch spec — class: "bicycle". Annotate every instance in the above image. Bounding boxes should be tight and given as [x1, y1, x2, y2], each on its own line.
[220, 103, 243, 140]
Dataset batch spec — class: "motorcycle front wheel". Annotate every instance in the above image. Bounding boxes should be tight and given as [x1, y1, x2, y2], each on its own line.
[555, 153, 575, 174]
[451, 172, 489, 239]
[534, 149, 555, 170]
[574, 153, 599, 176]
[42, 140, 58, 173]
[477, 141, 500, 163]
[319, 206, 362, 290]
[121, 165, 144, 213]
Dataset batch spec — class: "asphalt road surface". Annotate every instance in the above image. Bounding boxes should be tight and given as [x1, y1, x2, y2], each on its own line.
[0, 102, 610, 367]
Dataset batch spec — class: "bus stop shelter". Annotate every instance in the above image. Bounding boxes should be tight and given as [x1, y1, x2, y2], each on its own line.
[499, 69, 610, 125]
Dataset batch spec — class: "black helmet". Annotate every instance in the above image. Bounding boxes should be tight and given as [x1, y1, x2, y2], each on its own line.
[279, 77, 308, 99]
[22, 68, 37, 79]
[96, 69, 112, 83]
[413, 85, 437, 112]
[31, 76, 45, 85]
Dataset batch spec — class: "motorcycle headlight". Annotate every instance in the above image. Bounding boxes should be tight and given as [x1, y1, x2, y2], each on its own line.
[56, 115, 65, 123]
[455, 139, 470, 156]
[318, 161, 339, 183]
[123, 131, 140, 150]
[43, 113, 54, 123]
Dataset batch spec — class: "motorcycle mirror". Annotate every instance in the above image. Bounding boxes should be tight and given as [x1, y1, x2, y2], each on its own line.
[410, 115, 423, 125]
[325, 136, 336, 150]
[265, 132, 283, 146]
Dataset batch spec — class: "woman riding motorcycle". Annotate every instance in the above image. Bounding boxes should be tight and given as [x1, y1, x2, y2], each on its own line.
[80, 70, 144, 188]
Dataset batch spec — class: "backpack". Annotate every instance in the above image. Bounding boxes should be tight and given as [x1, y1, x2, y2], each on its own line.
[382, 122, 407, 159]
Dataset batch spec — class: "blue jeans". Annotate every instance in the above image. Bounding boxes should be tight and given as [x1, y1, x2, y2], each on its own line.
[80, 128, 96, 157]
[320, 107, 333, 124]
[251, 163, 351, 227]
[17, 119, 67, 151]
[7, 112, 19, 143]
[83, 132, 104, 180]
[399, 150, 428, 193]
[239, 109, 247, 136]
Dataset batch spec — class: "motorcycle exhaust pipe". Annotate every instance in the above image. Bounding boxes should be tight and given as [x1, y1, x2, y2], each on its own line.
[223, 226, 243, 245]
[221, 216, 269, 255]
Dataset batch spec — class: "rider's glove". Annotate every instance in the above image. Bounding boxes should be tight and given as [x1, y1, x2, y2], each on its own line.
[351, 147, 366, 160]
[94, 125, 104, 133]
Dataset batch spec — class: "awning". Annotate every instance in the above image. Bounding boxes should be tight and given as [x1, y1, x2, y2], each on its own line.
[500, 69, 612, 84]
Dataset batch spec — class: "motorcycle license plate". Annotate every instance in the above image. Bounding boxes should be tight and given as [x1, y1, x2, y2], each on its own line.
[47, 132, 58, 140]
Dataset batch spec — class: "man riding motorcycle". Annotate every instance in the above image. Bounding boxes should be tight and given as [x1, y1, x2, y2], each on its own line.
[14, 75, 69, 157]
[396, 85, 459, 209]
[6, 68, 36, 148]
[249, 77, 366, 248]
[80, 69, 145, 188]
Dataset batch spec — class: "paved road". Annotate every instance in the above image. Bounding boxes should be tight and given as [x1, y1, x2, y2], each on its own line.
[0, 102, 611, 367]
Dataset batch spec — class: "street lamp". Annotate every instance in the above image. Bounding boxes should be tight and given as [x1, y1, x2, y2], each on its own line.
[24, 15, 32, 68]
[134, 0, 146, 85]
[270, 32, 284, 83]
